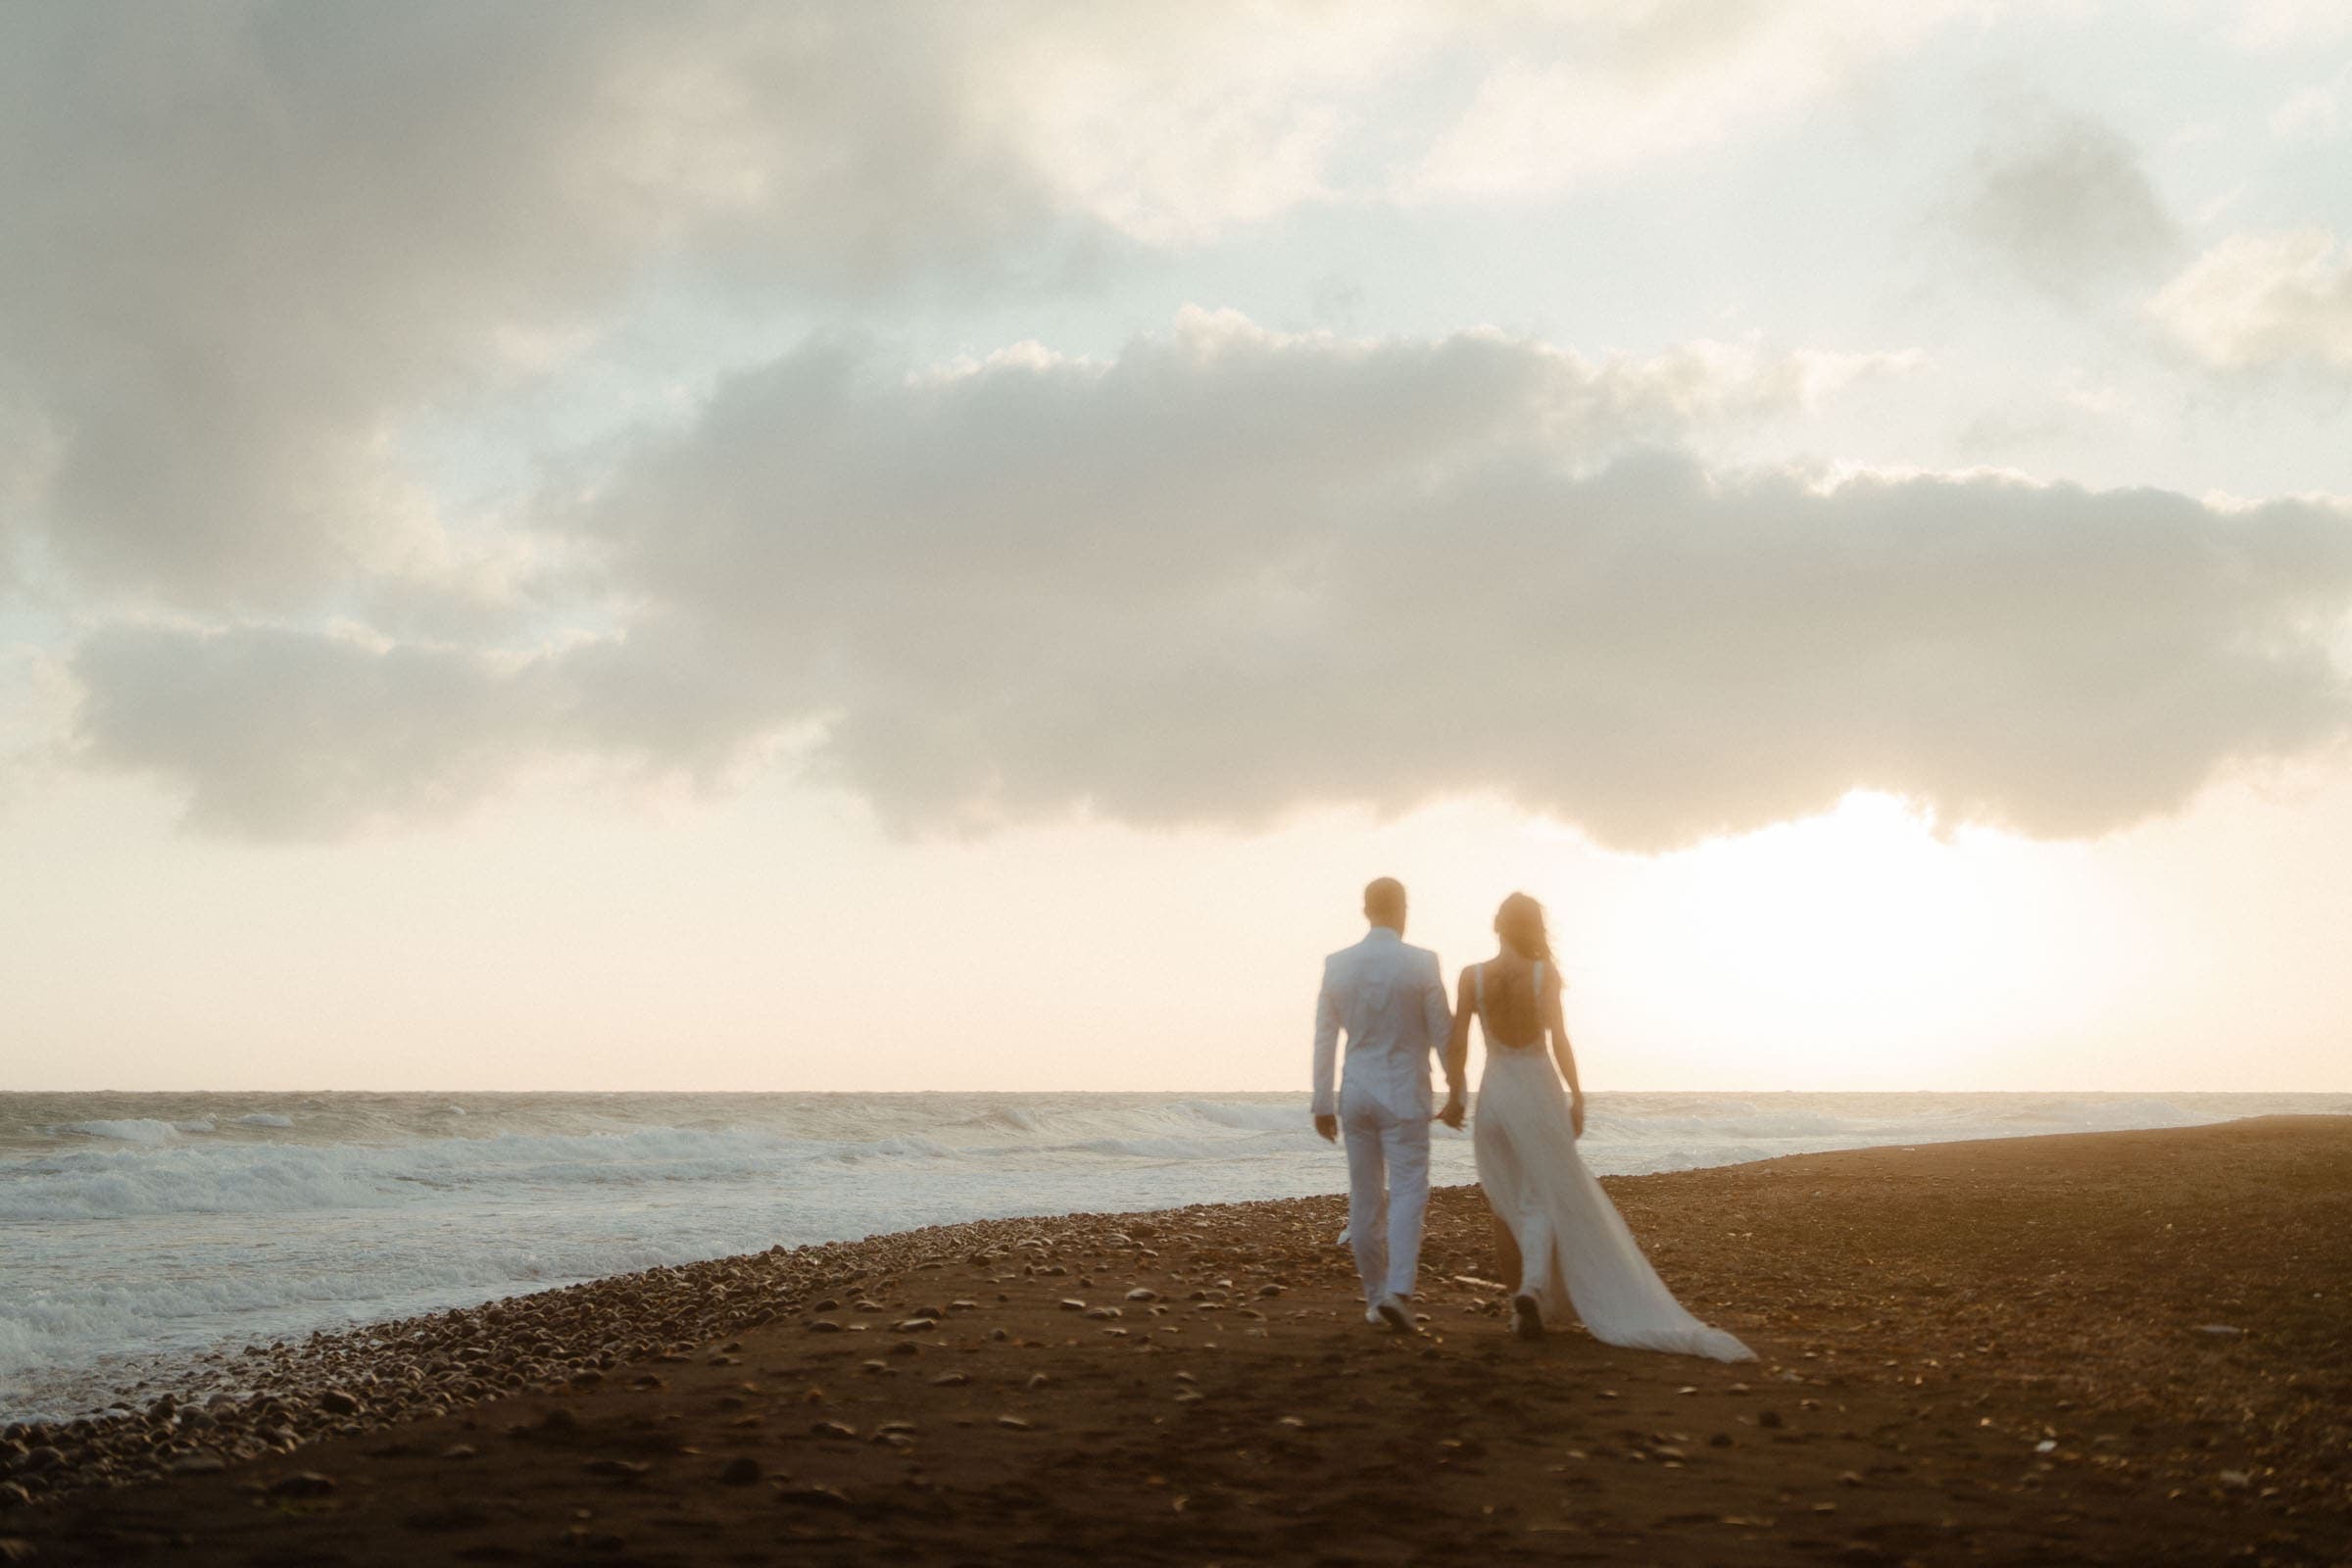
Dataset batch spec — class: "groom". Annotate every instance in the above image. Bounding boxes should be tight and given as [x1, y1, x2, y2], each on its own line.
[1312, 877, 1464, 1332]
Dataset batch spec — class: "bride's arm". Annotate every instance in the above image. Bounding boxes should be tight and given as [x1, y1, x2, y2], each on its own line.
[1544, 975, 1586, 1138]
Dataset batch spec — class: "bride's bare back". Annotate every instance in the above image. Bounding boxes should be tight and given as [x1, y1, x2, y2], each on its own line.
[1474, 951, 1554, 1051]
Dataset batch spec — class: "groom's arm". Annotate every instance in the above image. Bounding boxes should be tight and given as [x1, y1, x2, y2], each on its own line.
[1310, 959, 1342, 1140]
[1425, 955, 1465, 1122]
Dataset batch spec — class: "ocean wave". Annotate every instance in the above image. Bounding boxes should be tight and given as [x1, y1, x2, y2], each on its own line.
[1, 1119, 1090, 1222]
[4, 1128, 773, 1221]
[831, 1134, 956, 1162]
[50, 1119, 186, 1145]
[955, 1105, 1045, 1133]
[7, 1093, 2290, 1228]
[1180, 1100, 1307, 1134]
[14, 1092, 2266, 1221]
[1581, 1110, 1875, 1142]
[1059, 1134, 1310, 1161]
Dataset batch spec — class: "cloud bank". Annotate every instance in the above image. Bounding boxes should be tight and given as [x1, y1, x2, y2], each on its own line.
[0, 0, 2002, 615]
[16, 6, 2351, 853]
[0, 2, 1112, 608]
[72, 316, 2352, 848]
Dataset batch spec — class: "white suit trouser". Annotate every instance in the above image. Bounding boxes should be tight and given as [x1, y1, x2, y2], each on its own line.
[1341, 1098, 1430, 1302]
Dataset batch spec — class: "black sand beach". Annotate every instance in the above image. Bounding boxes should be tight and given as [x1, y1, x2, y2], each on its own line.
[5, 1117, 2348, 1565]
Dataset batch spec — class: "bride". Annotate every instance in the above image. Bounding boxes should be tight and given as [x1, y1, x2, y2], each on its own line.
[1448, 892, 1753, 1361]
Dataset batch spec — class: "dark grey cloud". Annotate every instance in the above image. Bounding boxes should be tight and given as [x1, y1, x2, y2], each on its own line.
[72, 319, 2352, 848]
[1956, 103, 2180, 298]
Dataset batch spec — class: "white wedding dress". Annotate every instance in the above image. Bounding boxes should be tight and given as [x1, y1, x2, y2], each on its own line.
[1471, 960, 1753, 1361]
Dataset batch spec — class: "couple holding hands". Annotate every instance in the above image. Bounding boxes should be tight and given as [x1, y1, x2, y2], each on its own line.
[1311, 878, 1751, 1359]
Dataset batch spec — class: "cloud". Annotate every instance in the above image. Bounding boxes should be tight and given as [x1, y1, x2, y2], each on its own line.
[1396, 0, 1980, 202]
[70, 624, 564, 837]
[1954, 104, 2179, 297]
[2, 1, 2004, 617]
[0, 2, 1208, 612]
[2147, 228, 2352, 372]
[72, 315, 2352, 849]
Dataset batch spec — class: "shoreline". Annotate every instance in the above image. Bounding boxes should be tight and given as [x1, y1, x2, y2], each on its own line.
[5, 1116, 2349, 1564]
[0, 1106, 2313, 1431]
[11, 1091, 2344, 1430]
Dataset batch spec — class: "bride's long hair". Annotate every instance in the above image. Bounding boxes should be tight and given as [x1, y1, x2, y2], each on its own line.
[1495, 891, 1553, 965]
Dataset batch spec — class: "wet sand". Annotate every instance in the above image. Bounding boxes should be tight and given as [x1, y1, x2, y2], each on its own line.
[4, 1116, 2348, 1566]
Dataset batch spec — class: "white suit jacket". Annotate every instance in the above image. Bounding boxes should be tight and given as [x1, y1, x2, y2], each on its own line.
[1311, 926, 1451, 1121]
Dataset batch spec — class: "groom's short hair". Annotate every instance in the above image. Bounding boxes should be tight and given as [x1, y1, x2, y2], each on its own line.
[1363, 877, 1406, 924]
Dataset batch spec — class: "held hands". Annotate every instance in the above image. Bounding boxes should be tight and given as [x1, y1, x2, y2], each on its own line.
[1569, 1092, 1587, 1139]
[1314, 1113, 1339, 1144]
[1437, 1095, 1466, 1130]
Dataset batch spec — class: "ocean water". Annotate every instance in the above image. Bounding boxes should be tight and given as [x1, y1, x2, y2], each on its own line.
[1, 1089, 2341, 1422]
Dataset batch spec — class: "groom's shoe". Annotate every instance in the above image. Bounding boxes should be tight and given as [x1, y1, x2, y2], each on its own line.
[1510, 1293, 1544, 1341]
[1374, 1293, 1417, 1334]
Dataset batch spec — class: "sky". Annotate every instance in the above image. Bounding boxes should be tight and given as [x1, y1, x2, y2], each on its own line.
[2, 1, 2349, 1094]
